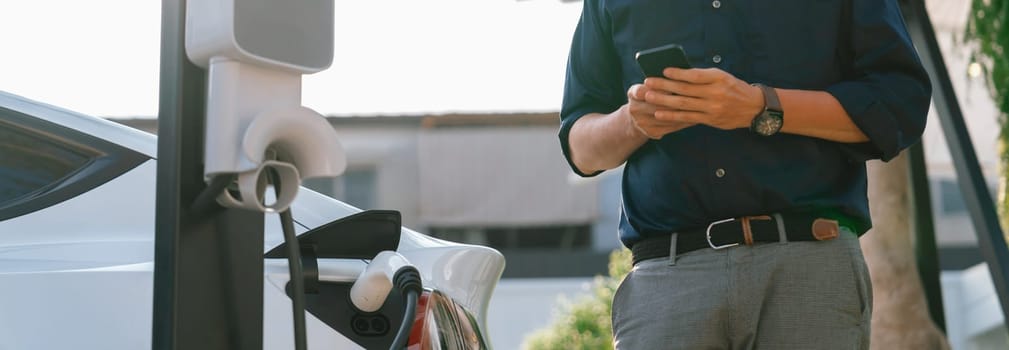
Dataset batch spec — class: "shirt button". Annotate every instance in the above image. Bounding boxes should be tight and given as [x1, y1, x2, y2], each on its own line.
[712, 55, 723, 64]
[715, 168, 726, 178]
[712, 0, 722, 9]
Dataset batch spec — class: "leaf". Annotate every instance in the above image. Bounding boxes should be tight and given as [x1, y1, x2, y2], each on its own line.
[967, 0, 1009, 239]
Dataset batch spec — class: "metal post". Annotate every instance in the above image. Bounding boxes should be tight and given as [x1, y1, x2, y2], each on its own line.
[907, 142, 946, 331]
[153, 0, 265, 349]
[900, 0, 1009, 329]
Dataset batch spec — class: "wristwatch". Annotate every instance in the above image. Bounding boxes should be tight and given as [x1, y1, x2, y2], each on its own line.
[750, 83, 784, 136]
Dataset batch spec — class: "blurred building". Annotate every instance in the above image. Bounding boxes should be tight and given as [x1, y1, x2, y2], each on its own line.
[312, 113, 624, 278]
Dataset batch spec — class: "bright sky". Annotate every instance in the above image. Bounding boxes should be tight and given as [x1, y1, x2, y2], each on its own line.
[0, 0, 582, 118]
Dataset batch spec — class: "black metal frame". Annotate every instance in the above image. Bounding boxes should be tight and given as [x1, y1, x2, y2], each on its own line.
[153, 0, 265, 349]
[900, 0, 1009, 330]
[907, 141, 946, 331]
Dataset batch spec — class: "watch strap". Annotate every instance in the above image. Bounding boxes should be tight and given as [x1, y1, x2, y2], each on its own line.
[752, 83, 782, 113]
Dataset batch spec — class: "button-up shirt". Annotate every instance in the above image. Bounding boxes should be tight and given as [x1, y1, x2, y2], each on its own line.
[559, 0, 931, 247]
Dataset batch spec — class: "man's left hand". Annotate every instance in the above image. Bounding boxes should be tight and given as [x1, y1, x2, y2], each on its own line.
[642, 67, 765, 130]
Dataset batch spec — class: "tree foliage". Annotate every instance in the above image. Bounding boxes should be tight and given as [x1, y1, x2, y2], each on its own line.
[522, 249, 631, 350]
[966, 0, 1009, 230]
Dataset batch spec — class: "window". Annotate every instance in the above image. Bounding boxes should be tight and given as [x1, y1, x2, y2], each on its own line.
[342, 167, 376, 210]
[429, 224, 592, 251]
[938, 179, 998, 215]
[0, 109, 148, 220]
[430, 224, 604, 278]
[940, 179, 966, 214]
[0, 126, 94, 205]
[303, 177, 338, 198]
[303, 167, 377, 209]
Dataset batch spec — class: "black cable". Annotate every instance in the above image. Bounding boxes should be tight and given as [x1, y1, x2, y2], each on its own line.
[390, 290, 419, 350]
[189, 173, 236, 217]
[390, 268, 422, 350]
[270, 168, 307, 350]
[280, 208, 307, 350]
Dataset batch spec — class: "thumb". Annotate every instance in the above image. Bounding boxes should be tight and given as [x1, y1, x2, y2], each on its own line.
[627, 84, 650, 101]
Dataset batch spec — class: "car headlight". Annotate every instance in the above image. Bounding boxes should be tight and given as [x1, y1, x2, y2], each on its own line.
[408, 290, 488, 350]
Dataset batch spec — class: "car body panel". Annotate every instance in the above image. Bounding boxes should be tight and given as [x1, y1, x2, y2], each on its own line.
[0, 266, 154, 349]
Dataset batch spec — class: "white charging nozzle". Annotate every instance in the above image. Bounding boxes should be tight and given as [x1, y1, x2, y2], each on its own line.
[350, 251, 421, 313]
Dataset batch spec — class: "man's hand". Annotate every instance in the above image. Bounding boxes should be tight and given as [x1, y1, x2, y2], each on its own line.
[642, 68, 765, 130]
[626, 84, 695, 139]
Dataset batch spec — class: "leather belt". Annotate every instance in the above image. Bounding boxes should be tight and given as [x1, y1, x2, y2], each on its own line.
[630, 214, 842, 265]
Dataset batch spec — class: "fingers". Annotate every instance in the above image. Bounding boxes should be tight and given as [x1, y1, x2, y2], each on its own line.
[625, 99, 660, 139]
[624, 89, 691, 139]
[662, 67, 727, 84]
[631, 107, 690, 133]
[654, 110, 708, 125]
[643, 90, 708, 112]
[627, 84, 648, 101]
[643, 78, 700, 98]
[627, 95, 659, 117]
[635, 68, 750, 131]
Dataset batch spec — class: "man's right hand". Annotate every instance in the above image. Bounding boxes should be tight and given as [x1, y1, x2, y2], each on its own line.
[627, 84, 695, 139]
[567, 84, 696, 175]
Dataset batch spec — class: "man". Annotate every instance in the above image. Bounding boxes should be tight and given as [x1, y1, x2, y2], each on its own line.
[559, 0, 931, 349]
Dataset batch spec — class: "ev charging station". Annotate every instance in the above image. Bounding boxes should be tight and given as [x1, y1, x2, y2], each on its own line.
[156, 1, 425, 348]
[154, 0, 344, 349]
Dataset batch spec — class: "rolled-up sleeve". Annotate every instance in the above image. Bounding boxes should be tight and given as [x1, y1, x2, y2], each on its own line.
[559, 0, 625, 177]
[825, 0, 932, 162]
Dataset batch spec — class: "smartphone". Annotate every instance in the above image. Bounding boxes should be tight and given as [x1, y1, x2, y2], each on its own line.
[635, 43, 692, 78]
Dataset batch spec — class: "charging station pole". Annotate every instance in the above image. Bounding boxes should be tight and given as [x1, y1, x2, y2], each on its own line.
[153, 0, 265, 349]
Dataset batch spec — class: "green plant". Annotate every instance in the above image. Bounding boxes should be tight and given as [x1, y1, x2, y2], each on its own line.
[966, 0, 1009, 232]
[522, 249, 632, 350]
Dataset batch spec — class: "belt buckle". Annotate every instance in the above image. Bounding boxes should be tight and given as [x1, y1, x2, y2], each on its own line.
[706, 218, 739, 250]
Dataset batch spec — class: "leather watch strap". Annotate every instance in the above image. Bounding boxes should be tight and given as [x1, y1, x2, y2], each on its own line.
[753, 83, 781, 113]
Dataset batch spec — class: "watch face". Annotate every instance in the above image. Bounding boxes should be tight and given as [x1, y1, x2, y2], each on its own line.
[753, 112, 783, 136]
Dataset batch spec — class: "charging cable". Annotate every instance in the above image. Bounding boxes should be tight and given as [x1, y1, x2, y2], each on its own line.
[390, 268, 422, 350]
[270, 168, 308, 350]
[192, 170, 309, 350]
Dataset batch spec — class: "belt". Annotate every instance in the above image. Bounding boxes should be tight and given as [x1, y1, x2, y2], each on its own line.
[630, 214, 842, 265]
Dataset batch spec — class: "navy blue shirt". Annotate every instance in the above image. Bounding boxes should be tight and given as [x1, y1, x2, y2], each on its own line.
[559, 0, 931, 247]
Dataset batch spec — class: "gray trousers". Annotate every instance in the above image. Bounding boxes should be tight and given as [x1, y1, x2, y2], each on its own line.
[612, 228, 872, 349]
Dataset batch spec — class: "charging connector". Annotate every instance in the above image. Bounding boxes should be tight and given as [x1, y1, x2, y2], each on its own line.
[349, 251, 423, 350]
[350, 251, 417, 312]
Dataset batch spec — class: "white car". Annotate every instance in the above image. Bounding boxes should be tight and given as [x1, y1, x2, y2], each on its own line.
[0, 91, 505, 349]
